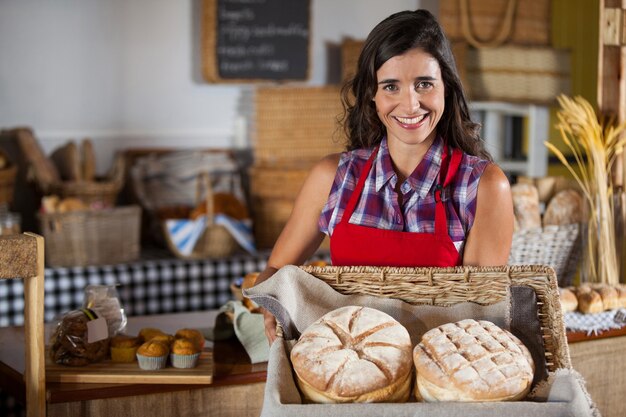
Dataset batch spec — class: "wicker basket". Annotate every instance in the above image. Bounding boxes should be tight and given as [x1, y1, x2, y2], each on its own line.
[465, 46, 571, 104]
[161, 173, 241, 259]
[49, 153, 125, 206]
[300, 264, 571, 372]
[39, 205, 141, 267]
[249, 165, 311, 200]
[250, 196, 295, 250]
[341, 38, 364, 82]
[253, 86, 345, 166]
[0, 164, 17, 206]
[508, 223, 581, 287]
[439, 0, 551, 47]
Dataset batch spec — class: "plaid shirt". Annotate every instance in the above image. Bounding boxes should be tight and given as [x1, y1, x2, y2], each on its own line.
[319, 136, 490, 253]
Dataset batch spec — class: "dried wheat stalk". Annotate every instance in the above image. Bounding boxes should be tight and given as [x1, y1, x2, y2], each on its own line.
[544, 95, 626, 285]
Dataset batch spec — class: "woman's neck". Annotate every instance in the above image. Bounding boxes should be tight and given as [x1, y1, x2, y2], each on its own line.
[387, 135, 436, 182]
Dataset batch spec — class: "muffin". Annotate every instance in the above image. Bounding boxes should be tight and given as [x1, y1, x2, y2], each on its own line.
[136, 340, 169, 370]
[170, 338, 201, 369]
[150, 333, 174, 345]
[175, 328, 205, 351]
[110, 335, 140, 363]
[138, 327, 166, 342]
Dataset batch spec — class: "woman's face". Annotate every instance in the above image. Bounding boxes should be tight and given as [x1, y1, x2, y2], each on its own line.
[373, 47, 445, 149]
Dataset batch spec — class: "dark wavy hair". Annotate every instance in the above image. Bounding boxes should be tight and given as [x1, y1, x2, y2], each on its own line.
[340, 9, 490, 160]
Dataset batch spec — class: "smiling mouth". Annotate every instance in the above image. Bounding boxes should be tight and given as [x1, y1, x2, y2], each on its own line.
[394, 114, 428, 125]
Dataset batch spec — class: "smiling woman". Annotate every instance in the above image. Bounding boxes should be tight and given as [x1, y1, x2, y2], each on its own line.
[252, 9, 514, 344]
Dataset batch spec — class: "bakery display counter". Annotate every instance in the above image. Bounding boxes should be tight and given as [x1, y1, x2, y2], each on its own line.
[1, 309, 625, 417]
[0, 311, 267, 417]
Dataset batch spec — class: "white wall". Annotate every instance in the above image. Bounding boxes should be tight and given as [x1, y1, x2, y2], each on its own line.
[0, 0, 431, 173]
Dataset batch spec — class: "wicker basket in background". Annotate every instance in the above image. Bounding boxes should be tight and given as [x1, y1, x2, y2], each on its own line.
[39, 205, 141, 267]
[249, 85, 344, 251]
[438, 0, 551, 47]
[300, 264, 571, 373]
[161, 172, 241, 259]
[340, 38, 363, 82]
[253, 86, 345, 167]
[508, 223, 581, 287]
[50, 153, 125, 207]
[465, 46, 571, 104]
[0, 163, 17, 206]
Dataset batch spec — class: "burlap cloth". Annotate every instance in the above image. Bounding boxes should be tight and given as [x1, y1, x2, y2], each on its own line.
[244, 265, 600, 417]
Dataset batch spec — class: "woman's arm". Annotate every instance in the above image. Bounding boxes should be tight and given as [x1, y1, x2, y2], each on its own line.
[254, 153, 340, 343]
[462, 163, 514, 266]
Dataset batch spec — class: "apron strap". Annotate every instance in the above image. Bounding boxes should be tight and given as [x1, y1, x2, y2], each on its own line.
[434, 145, 462, 236]
[340, 146, 379, 224]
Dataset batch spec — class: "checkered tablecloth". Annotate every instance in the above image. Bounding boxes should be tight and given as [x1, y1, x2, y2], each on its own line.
[564, 308, 626, 335]
[0, 250, 331, 327]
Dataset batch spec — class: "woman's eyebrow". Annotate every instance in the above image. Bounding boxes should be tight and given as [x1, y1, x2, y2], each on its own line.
[377, 75, 437, 85]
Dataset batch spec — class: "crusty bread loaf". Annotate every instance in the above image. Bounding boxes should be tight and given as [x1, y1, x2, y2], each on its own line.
[543, 189, 583, 226]
[413, 319, 534, 402]
[290, 306, 413, 403]
[511, 183, 541, 230]
[577, 290, 603, 314]
[559, 287, 578, 313]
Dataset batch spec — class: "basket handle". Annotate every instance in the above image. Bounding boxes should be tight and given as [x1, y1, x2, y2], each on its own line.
[459, 0, 517, 48]
[197, 172, 215, 226]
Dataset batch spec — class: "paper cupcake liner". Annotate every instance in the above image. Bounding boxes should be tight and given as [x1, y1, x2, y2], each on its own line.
[136, 353, 168, 370]
[111, 346, 138, 363]
[170, 352, 201, 369]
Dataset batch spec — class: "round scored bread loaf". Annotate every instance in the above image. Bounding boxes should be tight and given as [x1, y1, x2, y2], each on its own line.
[290, 306, 413, 403]
[413, 319, 534, 402]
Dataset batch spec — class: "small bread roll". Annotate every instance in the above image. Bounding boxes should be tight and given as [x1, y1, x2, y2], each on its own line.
[57, 197, 88, 213]
[511, 183, 541, 230]
[592, 285, 619, 311]
[543, 189, 584, 226]
[577, 290, 603, 314]
[616, 285, 626, 309]
[559, 288, 578, 312]
[413, 319, 534, 402]
[41, 195, 60, 214]
[290, 306, 413, 403]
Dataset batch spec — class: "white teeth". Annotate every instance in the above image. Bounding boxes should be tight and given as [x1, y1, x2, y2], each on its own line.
[396, 114, 426, 124]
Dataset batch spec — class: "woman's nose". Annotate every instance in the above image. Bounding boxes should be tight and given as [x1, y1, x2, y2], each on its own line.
[403, 89, 420, 112]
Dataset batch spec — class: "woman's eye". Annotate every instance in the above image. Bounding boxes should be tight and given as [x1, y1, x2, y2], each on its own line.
[382, 84, 398, 92]
[416, 81, 433, 90]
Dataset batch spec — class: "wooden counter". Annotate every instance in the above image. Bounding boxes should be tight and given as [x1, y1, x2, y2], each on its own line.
[2, 310, 626, 417]
[0, 311, 267, 417]
[567, 326, 626, 417]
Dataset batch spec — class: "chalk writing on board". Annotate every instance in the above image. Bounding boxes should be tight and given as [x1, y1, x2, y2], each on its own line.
[215, 0, 310, 80]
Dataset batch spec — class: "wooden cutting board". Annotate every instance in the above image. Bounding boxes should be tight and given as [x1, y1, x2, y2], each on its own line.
[46, 350, 213, 384]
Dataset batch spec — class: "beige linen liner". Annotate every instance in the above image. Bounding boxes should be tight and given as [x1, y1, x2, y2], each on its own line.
[297, 264, 570, 371]
[244, 265, 599, 416]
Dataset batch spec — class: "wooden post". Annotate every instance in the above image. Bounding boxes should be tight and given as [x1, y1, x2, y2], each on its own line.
[598, 0, 626, 180]
[598, 0, 626, 282]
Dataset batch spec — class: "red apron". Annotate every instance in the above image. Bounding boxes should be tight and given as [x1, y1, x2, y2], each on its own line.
[330, 144, 463, 267]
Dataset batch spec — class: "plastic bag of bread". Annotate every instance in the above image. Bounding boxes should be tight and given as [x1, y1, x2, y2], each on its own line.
[49, 308, 110, 366]
[83, 284, 127, 336]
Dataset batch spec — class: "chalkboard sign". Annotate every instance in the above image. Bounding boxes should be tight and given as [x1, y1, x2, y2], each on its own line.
[202, 0, 311, 82]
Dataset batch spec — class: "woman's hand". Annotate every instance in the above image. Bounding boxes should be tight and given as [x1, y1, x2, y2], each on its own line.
[253, 267, 279, 344]
[261, 307, 278, 344]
